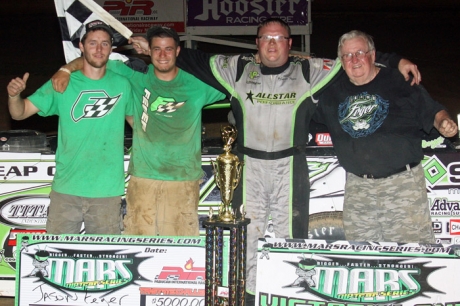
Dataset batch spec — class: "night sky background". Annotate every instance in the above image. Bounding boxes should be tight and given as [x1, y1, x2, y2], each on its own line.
[1, 0, 459, 133]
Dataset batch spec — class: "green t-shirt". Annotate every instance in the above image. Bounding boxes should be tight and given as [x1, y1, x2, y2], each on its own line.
[108, 60, 226, 181]
[28, 70, 134, 197]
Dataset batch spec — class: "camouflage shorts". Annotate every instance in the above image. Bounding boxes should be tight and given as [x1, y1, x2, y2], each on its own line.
[343, 164, 435, 243]
[46, 190, 123, 235]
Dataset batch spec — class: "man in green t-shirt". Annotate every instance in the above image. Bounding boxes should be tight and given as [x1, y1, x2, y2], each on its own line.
[7, 20, 134, 235]
[53, 27, 226, 236]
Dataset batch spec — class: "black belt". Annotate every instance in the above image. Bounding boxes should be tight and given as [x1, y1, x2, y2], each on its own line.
[237, 145, 305, 160]
[355, 162, 420, 179]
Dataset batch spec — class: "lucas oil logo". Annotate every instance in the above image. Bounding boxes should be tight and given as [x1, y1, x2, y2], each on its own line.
[279, 255, 443, 304]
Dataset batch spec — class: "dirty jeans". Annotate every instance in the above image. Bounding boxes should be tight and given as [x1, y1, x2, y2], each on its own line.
[123, 176, 200, 236]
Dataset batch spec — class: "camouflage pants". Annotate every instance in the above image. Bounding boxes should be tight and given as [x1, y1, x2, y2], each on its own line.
[343, 164, 435, 243]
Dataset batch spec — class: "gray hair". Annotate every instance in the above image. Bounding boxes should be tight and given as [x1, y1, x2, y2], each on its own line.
[337, 30, 375, 58]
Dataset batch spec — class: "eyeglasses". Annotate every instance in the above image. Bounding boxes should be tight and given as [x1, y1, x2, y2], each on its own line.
[258, 35, 290, 42]
[341, 50, 372, 62]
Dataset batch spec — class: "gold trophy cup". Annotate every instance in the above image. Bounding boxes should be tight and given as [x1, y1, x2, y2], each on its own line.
[211, 126, 243, 222]
[205, 125, 249, 306]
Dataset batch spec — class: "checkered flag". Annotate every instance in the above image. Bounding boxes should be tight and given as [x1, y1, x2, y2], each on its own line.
[54, 0, 130, 63]
[157, 102, 185, 113]
[84, 95, 119, 118]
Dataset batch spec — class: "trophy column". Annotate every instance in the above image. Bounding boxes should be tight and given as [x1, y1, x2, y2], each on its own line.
[203, 218, 250, 306]
[203, 126, 250, 306]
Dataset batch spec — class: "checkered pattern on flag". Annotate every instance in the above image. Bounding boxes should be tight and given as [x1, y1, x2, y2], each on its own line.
[54, 0, 129, 63]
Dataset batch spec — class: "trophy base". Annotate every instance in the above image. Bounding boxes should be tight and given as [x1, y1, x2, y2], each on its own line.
[203, 217, 251, 306]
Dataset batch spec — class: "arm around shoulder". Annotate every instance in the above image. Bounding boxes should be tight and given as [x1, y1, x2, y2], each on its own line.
[51, 57, 84, 93]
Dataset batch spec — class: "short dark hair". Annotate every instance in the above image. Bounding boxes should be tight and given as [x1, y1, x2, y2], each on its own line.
[257, 18, 291, 37]
[146, 26, 180, 47]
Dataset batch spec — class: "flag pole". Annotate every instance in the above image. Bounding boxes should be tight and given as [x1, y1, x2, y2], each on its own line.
[78, 0, 133, 39]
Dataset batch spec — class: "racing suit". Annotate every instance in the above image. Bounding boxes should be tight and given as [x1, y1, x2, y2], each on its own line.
[177, 51, 341, 293]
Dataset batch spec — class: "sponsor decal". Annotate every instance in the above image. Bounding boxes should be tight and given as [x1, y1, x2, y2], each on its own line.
[432, 221, 442, 234]
[103, 0, 155, 16]
[0, 196, 49, 227]
[322, 59, 333, 70]
[15, 234, 209, 304]
[314, 133, 332, 146]
[435, 237, 452, 244]
[155, 258, 205, 284]
[249, 71, 259, 79]
[450, 219, 460, 235]
[22, 246, 148, 292]
[245, 92, 297, 105]
[257, 239, 460, 305]
[430, 198, 460, 216]
[8, 229, 47, 246]
[281, 256, 442, 303]
[424, 155, 448, 186]
[217, 286, 229, 298]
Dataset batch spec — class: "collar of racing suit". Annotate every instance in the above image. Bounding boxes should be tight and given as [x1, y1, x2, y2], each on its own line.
[260, 58, 291, 75]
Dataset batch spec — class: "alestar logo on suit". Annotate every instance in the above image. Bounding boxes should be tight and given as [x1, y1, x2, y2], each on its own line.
[71, 90, 121, 122]
[246, 91, 296, 105]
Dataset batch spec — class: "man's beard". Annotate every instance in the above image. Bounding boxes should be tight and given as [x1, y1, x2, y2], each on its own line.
[84, 52, 108, 68]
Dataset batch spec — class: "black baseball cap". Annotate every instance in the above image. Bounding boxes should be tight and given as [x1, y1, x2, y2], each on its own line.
[81, 20, 114, 41]
[146, 26, 180, 46]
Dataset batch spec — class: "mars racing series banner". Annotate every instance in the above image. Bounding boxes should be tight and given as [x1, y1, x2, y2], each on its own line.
[3, 151, 460, 296]
[14, 233, 226, 306]
[256, 238, 460, 305]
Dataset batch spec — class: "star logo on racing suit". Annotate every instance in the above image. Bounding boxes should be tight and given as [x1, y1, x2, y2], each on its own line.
[71, 90, 121, 122]
[150, 96, 185, 113]
[246, 91, 255, 104]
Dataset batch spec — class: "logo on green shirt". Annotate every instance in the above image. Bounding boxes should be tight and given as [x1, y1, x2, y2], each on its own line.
[150, 96, 185, 113]
[72, 91, 121, 122]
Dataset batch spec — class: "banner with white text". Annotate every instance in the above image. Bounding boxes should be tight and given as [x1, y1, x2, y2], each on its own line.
[15, 234, 228, 306]
[187, 0, 308, 27]
[256, 238, 460, 305]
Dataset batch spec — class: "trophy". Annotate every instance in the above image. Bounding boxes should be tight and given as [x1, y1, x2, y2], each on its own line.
[203, 125, 250, 306]
[211, 126, 243, 222]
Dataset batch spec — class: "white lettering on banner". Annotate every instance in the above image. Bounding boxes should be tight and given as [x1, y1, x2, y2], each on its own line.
[103, 0, 155, 16]
[195, 0, 300, 21]
[49, 258, 131, 289]
[313, 267, 419, 295]
[226, 16, 293, 24]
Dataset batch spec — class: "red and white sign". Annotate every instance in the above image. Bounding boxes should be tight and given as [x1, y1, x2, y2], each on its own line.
[315, 133, 333, 146]
[95, 0, 185, 33]
[450, 219, 460, 235]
